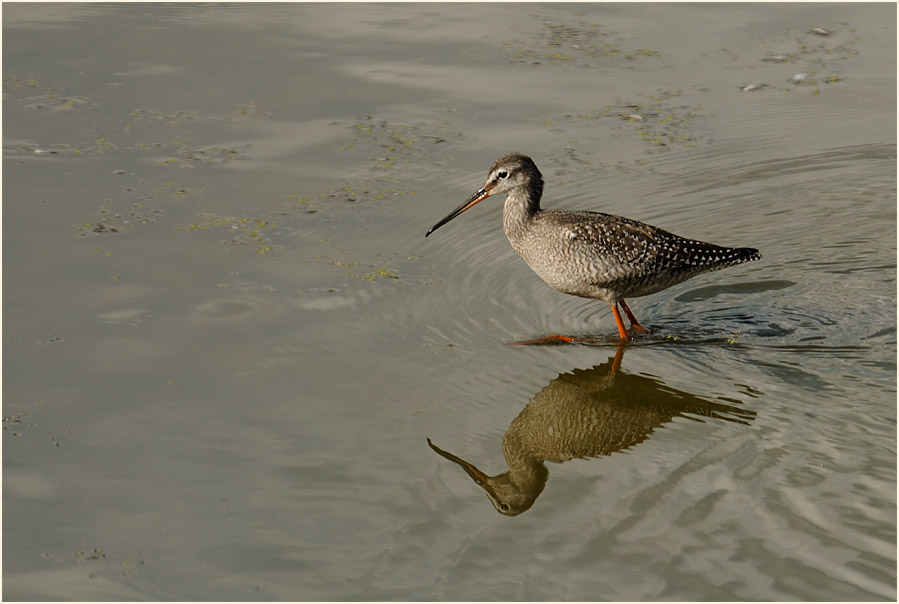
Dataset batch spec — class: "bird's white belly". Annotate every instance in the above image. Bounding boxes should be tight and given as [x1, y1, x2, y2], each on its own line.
[514, 241, 620, 304]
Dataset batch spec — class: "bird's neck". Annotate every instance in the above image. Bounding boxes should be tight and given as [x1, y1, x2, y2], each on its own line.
[500, 437, 549, 498]
[502, 187, 541, 243]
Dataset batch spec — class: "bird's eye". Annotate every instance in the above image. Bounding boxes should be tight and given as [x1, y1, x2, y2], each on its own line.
[497, 171, 508, 179]
[500, 503, 510, 512]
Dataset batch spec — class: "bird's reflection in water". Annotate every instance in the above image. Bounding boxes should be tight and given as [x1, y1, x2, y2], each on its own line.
[428, 345, 756, 516]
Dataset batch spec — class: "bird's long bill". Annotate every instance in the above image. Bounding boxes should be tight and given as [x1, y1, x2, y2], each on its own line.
[427, 438, 491, 487]
[425, 186, 493, 237]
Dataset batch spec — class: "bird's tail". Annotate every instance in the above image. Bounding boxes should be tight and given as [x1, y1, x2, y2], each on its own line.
[730, 247, 762, 265]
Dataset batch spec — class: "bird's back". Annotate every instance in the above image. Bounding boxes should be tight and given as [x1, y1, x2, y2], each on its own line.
[509, 209, 760, 303]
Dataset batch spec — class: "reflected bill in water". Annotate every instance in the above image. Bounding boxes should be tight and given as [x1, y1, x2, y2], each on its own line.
[428, 345, 756, 516]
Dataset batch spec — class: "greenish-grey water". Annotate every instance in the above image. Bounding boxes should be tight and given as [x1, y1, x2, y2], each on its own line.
[3, 3, 895, 600]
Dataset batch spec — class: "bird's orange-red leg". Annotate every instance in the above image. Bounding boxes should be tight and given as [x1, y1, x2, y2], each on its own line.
[610, 303, 630, 341]
[619, 299, 649, 333]
[609, 341, 625, 376]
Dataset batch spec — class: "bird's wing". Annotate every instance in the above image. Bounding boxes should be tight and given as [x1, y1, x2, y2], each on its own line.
[554, 211, 665, 266]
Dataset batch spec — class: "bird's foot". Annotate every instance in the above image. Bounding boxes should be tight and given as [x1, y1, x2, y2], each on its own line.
[511, 334, 615, 346]
[510, 334, 578, 346]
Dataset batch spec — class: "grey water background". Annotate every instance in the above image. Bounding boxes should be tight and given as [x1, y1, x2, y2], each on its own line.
[3, 3, 895, 600]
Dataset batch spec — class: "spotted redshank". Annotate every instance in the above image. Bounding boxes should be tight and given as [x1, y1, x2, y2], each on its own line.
[426, 153, 760, 340]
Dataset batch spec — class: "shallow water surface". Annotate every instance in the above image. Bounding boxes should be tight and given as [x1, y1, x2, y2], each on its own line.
[3, 3, 896, 600]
